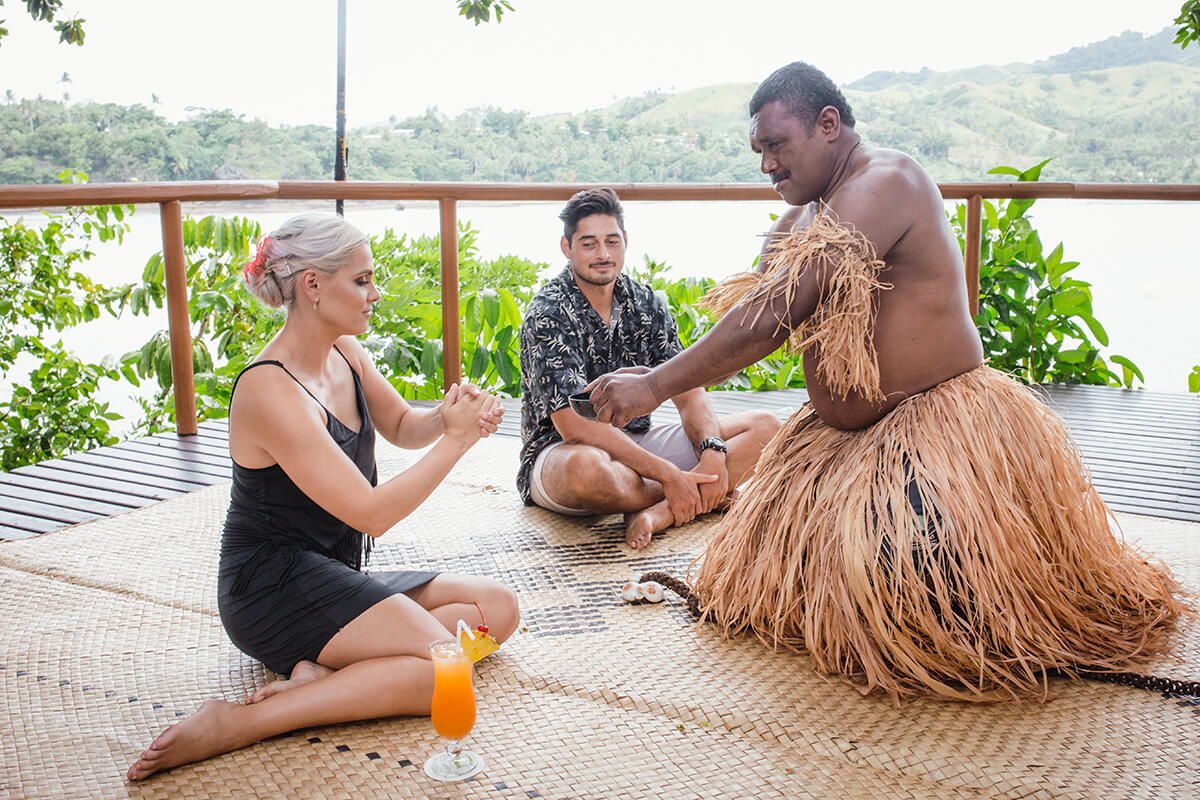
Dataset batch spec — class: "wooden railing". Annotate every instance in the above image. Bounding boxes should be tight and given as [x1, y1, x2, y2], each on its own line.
[2, 180, 1198, 435]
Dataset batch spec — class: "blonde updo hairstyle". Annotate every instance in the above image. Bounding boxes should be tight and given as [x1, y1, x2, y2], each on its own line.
[244, 214, 369, 308]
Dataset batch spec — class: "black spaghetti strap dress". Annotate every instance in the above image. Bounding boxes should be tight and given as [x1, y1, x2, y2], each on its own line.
[217, 350, 437, 675]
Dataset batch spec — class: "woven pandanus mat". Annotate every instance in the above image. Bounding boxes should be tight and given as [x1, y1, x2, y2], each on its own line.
[1, 435, 1198, 799]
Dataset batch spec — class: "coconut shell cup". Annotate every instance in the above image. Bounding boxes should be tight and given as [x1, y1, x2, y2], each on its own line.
[569, 391, 598, 420]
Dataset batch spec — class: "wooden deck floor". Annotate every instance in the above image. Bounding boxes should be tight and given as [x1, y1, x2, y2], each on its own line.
[1, 385, 1197, 540]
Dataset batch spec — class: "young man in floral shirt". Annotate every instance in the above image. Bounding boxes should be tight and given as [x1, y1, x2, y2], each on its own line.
[517, 188, 779, 548]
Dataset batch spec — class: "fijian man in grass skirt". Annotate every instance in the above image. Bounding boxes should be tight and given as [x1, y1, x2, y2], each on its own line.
[587, 62, 1184, 702]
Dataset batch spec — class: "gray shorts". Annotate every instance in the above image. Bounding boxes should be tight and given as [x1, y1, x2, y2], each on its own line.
[528, 423, 700, 515]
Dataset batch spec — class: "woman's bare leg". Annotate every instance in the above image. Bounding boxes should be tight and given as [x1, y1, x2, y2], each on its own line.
[126, 654, 433, 781]
[245, 660, 333, 704]
[244, 574, 519, 706]
[404, 574, 521, 642]
[128, 590, 462, 781]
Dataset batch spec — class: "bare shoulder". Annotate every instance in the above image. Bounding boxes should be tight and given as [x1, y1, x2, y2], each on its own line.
[759, 204, 814, 270]
[232, 362, 318, 421]
[229, 362, 326, 464]
[825, 148, 935, 257]
[833, 148, 931, 211]
[772, 204, 811, 232]
[334, 335, 372, 374]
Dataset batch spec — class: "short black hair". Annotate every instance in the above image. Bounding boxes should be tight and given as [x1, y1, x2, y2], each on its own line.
[749, 62, 856, 129]
[559, 188, 625, 243]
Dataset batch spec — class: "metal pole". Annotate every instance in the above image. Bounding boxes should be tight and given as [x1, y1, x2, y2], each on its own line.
[334, 0, 347, 216]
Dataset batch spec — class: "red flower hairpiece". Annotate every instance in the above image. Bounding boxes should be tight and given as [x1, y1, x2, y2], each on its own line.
[242, 236, 272, 281]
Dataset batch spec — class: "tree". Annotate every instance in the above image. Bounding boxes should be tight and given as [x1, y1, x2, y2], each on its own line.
[456, 0, 514, 24]
[482, 107, 526, 136]
[0, 0, 85, 46]
[1176, 0, 1200, 48]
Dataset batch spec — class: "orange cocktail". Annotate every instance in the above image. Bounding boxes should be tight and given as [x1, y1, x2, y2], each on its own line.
[430, 647, 476, 740]
[424, 640, 484, 781]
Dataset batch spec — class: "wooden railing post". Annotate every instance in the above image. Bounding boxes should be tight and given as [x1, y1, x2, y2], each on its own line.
[964, 194, 983, 317]
[159, 200, 198, 435]
[439, 197, 462, 390]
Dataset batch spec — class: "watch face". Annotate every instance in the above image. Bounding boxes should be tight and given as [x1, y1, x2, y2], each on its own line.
[702, 437, 727, 453]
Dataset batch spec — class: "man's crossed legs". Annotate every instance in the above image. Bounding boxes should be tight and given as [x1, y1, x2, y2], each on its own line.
[528, 410, 780, 548]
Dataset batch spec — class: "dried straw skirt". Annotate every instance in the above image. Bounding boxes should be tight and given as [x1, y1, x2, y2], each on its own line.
[693, 366, 1183, 702]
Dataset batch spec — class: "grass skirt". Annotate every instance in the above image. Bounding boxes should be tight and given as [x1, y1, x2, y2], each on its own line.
[693, 366, 1183, 702]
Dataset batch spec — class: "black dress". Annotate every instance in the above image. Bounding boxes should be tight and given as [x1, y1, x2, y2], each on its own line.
[217, 350, 437, 675]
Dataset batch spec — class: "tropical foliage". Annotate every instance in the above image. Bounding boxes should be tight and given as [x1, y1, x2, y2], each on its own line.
[950, 161, 1143, 387]
[1177, 0, 1200, 49]
[361, 224, 538, 401]
[0, 0, 85, 47]
[457, 0, 513, 24]
[0, 174, 128, 469]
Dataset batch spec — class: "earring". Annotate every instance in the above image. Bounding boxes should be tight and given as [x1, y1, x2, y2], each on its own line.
[313, 298, 319, 312]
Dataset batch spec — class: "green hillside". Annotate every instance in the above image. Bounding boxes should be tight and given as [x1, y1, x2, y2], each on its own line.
[618, 83, 756, 131]
[848, 27, 1200, 90]
[850, 61, 1200, 181]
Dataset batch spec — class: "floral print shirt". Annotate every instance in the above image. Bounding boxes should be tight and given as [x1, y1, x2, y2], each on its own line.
[516, 267, 683, 503]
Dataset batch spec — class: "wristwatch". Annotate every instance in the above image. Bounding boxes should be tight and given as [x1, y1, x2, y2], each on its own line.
[699, 436, 727, 455]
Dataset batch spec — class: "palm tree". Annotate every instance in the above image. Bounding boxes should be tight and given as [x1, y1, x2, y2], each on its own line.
[58, 73, 73, 122]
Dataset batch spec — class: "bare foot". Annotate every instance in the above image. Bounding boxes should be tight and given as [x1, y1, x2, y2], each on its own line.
[127, 698, 251, 781]
[623, 500, 674, 549]
[246, 660, 333, 704]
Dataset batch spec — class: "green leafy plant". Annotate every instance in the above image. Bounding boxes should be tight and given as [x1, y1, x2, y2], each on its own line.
[0, 0, 86, 47]
[0, 172, 130, 469]
[1176, 0, 1200, 49]
[367, 222, 541, 399]
[951, 160, 1143, 387]
[1, 342, 119, 471]
[456, 0, 513, 24]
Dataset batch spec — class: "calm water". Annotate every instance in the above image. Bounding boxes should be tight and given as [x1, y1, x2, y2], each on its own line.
[4, 198, 1198, 435]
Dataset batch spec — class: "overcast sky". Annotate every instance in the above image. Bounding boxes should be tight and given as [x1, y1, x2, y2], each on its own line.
[0, 0, 1184, 127]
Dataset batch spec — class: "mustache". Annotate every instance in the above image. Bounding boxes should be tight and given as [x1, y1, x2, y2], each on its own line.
[770, 171, 790, 183]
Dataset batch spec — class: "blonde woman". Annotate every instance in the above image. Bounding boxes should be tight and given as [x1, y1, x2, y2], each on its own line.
[128, 214, 519, 780]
